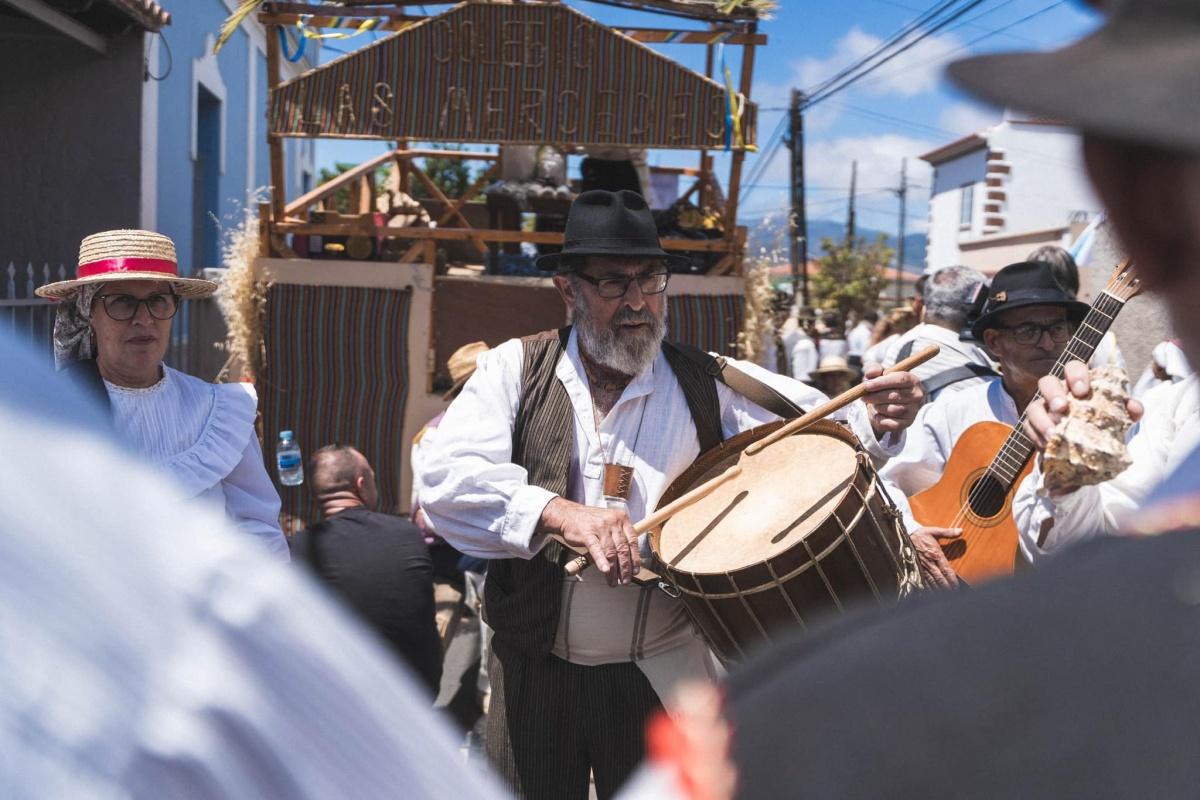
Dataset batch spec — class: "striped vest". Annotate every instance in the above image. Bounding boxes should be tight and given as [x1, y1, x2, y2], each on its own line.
[484, 327, 723, 659]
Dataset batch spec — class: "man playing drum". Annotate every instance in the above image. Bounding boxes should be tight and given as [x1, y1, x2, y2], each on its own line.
[417, 189, 926, 800]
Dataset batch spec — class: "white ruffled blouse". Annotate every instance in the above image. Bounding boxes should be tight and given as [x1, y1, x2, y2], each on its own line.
[105, 365, 288, 560]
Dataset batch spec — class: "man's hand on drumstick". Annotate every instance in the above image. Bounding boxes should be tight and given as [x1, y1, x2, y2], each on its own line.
[860, 363, 925, 437]
[1022, 360, 1144, 456]
[539, 497, 639, 586]
[910, 527, 962, 590]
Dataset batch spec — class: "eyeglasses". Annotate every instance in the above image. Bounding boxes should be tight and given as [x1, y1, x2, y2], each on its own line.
[95, 292, 179, 321]
[575, 270, 670, 299]
[995, 319, 1074, 345]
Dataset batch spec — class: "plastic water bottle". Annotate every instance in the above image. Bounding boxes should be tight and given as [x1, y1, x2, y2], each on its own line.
[277, 430, 304, 486]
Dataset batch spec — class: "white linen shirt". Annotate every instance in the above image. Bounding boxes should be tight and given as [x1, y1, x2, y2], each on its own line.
[418, 328, 900, 561]
[1013, 375, 1200, 564]
[879, 377, 1020, 532]
[105, 365, 288, 560]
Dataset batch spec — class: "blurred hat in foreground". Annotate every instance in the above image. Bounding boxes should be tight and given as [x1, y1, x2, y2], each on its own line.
[948, 0, 1200, 153]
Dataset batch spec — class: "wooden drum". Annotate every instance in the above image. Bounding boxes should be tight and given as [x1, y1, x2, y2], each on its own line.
[648, 419, 921, 664]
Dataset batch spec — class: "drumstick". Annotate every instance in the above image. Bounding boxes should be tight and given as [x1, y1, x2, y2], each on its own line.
[744, 344, 940, 456]
[562, 465, 743, 577]
[562, 344, 938, 578]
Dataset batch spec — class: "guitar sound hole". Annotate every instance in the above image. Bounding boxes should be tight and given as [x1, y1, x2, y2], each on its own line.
[966, 474, 1007, 518]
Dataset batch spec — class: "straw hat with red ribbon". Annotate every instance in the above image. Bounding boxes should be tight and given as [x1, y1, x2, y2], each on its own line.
[36, 229, 217, 300]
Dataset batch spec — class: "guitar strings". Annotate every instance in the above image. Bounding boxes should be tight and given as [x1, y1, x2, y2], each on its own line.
[943, 290, 1127, 534]
[947, 291, 1123, 530]
[946, 296, 1117, 531]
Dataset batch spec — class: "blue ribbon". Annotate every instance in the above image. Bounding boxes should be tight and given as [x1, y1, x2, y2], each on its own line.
[720, 44, 733, 152]
[277, 26, 307, 63]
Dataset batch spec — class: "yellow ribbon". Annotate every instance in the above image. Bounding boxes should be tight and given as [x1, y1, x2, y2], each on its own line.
[723, 61, 757, 153]
[297, 15, 382, 41]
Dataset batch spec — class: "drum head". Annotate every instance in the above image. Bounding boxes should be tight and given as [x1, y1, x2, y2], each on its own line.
[655, 422, 860, 575]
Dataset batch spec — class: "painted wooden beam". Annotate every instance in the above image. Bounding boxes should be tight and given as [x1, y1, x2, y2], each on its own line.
[1, 0, 107, 55]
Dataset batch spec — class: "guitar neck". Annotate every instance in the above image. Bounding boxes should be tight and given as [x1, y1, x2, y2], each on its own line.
[986, 290, 1129, 488]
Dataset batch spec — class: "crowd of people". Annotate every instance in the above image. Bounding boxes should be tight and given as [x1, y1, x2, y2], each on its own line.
[7, 1, 1200, 797]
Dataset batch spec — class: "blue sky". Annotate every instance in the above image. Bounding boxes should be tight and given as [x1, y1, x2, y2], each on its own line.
[313, 0, 1102, 239]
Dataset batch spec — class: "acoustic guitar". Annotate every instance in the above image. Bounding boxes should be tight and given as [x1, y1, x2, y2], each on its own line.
[908, 260, 1143, 584]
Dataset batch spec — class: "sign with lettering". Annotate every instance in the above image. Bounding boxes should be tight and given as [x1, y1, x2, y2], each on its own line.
[270, 3, 756, 150]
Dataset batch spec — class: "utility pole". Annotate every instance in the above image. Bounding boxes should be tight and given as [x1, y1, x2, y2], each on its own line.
[896, 157, 908, 304]
[846, 160, 857, 245]
[789, 89, 809, 308]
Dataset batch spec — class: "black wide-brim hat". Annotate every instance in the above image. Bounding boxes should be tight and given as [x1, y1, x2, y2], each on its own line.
[535, 189, 691, 271]
[947, 0, 1200, 155]
[971, 261, 1090, 340]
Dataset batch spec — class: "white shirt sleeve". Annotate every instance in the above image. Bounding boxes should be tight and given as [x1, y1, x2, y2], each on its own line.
[416, 339, 557, 560]
[222, 435, 289, 562]
[878, 399, 953, 499]
[1014, 390, 1175, 563]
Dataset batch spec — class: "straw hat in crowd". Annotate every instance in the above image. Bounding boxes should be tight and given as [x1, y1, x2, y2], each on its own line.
[809, 356, 857, 380]
[444, 341, 489, 400]
[35, 229, 217, 300]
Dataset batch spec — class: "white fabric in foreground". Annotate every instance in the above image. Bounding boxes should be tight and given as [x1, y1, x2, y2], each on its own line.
[0, 336, 506, 800]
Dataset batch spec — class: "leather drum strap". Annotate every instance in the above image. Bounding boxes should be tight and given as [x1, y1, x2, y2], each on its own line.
[666, 341, 806, 421]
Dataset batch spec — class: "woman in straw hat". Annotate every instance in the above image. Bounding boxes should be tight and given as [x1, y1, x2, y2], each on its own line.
[37, 229, 288, 560]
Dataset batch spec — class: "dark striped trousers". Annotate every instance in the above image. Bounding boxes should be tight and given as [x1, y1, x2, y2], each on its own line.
[486, 648, 663, 800]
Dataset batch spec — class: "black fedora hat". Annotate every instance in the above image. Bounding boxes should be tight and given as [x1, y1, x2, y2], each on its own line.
[971, 261, 1090, 340]
[947, 0, 1200, 155]
[536, 190, 691, 271]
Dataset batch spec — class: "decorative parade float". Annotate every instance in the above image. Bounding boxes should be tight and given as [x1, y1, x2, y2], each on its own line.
[230, 0, 767, 524]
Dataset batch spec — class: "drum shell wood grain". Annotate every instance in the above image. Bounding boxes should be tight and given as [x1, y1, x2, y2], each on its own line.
[650, 419, 916, 664]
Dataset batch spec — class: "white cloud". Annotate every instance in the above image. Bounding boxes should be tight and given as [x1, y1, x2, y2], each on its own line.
[938, 102, 1001, 137]
[792, 26, 966, 100]
[805, 133, 936, 233]
[738, 132, 938, 243]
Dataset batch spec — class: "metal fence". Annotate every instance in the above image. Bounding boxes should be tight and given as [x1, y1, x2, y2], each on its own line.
[1, 261, 229, 381]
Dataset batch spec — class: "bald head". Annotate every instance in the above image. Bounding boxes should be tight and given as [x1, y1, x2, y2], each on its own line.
[309, 444, 379, 515]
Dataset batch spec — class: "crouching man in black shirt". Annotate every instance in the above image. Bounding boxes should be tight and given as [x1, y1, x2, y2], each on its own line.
[291, 444, 443, 696]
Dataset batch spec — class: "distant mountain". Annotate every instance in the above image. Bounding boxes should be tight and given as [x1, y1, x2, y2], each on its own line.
[744, 216, 927, 274]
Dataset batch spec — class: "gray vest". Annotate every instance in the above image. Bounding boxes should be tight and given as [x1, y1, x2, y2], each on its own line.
[483, 327, 723, 659]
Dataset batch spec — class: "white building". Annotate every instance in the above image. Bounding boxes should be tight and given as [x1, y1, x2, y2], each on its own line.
[921, 119, 1101, 275]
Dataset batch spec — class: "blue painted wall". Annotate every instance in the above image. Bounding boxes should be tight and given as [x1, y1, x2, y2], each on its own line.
[153, 2, 313, 273]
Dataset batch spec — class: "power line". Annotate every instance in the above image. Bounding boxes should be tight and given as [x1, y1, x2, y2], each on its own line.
[852, 0, 1069, 94]
[803, 0, 990, 109]
[864, 0, 1039, 44]
[803, 0, 968, 101]
[739, 113, 790, 202]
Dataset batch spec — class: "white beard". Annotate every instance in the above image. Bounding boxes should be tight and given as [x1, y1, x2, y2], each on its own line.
[574, 291, 668, 377]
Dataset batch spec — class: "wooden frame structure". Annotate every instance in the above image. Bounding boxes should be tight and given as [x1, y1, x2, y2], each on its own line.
[258, 0, 763, 275]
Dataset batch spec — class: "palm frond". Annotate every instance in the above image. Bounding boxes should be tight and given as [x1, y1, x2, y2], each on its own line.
[214, 0, 264, 54]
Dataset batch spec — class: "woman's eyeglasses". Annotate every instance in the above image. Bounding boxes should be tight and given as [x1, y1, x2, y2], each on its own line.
[95, 292, 179, 321]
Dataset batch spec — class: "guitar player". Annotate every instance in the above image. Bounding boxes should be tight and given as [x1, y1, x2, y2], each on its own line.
[880, 261, 1089, 588]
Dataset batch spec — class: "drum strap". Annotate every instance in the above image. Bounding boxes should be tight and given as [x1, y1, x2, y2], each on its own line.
[666, 342, 806, 420]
